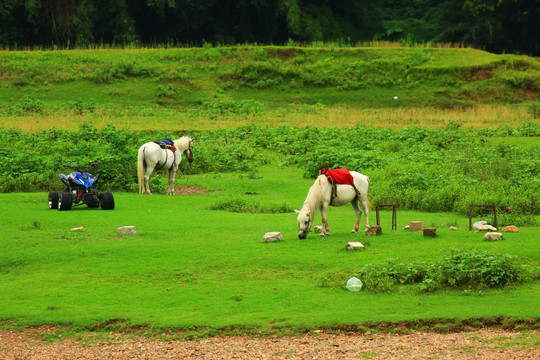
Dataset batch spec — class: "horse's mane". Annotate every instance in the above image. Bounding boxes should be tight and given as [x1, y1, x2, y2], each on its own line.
[301, 176, 324, 215]
[173, 137, 191, 151]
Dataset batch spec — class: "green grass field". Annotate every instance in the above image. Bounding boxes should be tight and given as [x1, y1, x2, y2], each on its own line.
[0, 45, 539, 336]
[1, 166, 538, 335]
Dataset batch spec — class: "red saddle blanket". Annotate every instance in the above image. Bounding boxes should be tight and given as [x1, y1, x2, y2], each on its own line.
[320, 167, 355, 186]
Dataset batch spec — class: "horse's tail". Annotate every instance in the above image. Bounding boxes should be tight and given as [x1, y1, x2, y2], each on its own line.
[366, 197, 373, 211]
[365, 175, 373, 210]
[137, 145, 145, 194]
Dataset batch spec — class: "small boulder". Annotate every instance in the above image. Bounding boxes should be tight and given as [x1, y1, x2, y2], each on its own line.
[262, 231, 283, 243]
[409, 221, 423, 232]
[117, 226, 136, 235]
[472, 220, 488, 230]
[346, 242, 364, 250]
[423, 227, 437, 237]
[502, 225, 518, 232]
[449, 226, 458, 231]
[483, 232, 503, 241]
[403, 225, 410, 230]
[366, 225, 382, 236]
[477, 224, 497, 231]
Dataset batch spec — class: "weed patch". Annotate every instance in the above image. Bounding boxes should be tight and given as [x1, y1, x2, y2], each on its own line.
[209, 198, 292, 214]
[356, 250, 529, 292]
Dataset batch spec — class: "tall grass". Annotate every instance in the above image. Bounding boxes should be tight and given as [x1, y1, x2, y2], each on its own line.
[0, 105, 534, 131]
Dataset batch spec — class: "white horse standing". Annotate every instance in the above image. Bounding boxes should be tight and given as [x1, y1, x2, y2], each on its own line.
[295, 171, 371, 239]
[137, 137, 194, 195]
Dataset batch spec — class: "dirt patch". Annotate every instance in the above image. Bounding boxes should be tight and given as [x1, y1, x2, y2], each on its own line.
[0, 328, 538, 359]
[174, 185, 209, 195]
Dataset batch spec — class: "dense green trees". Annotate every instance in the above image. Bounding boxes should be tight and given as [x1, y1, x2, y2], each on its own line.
[0, 0, 538, 55]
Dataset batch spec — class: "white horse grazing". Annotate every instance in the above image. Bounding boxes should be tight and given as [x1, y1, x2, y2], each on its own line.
[295, 171, 371, 239]
[137, 137, 194, 195]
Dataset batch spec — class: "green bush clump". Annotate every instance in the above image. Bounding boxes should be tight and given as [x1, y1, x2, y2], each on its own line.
[429, 249, 526, 289]
[356, 250, 528, 293]
[357, 260, 428, 292]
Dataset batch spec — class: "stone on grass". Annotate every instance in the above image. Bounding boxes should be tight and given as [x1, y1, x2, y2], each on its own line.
[423, 227, 437, 237]
[262, 231, 283, 243]
[403, 225, 410, 230]
[366, 225, 382, 236]
[483, 232, 503, 241]
[449, 226, 457, 231]
[70, 226, 84, 231]
[117, 226, 137, 235]
[473, 221, 488, 230]
[409, 221, 423, 232]
[346, 242, 365, 250]
[502, 225, 518, 232]
[477, 224, 497, 231]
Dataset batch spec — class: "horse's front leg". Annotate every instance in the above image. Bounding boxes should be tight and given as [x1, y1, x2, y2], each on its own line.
[167, 168, 178, 195]
[320, 203, 331, 236]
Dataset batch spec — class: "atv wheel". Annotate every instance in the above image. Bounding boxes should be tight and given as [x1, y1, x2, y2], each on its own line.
[100, 191, 115, 210]
[58, 192, 73, 211]
[48, 191, 59, 209]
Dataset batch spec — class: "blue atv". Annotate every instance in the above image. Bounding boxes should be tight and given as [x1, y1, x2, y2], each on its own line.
[48, 163, 115, 211]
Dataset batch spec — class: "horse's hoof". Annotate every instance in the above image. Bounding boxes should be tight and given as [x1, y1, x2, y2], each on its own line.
[351, 229, 357, 233]
[319, 233, 325, 237]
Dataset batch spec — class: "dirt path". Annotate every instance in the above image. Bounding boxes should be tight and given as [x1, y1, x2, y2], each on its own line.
[1, 328, 538, 359]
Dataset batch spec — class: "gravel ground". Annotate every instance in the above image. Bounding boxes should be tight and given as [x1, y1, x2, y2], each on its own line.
[1, 327, 539, 359]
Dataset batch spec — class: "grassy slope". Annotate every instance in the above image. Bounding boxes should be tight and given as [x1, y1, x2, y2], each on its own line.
[0, 46, 538, 333]
[0, 166, 538, 330]
[0, 46, 538, 130]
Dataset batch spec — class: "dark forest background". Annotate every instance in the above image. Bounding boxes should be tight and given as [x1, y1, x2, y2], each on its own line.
[0, 0, 538, 55]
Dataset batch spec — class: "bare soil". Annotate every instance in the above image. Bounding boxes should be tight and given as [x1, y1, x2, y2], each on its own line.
[1, 327, 538, 359]
[174, 185, 209, 195]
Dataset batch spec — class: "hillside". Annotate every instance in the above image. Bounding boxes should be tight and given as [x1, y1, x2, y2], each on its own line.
[0, 45, 538, 130]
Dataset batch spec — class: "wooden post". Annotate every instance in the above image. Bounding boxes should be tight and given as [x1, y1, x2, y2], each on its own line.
[376, 204, 397, 230]
[469, 204, 498, 231]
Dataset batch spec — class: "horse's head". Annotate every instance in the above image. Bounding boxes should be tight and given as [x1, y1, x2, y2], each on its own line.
[295, 209, 312, 239]
[186, 138, 194, 163]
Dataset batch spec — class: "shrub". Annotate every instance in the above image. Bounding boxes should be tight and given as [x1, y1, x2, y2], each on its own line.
[357, 260, 428, 292]
[209, 198, 292, 214]
[428, 249, 526, 289]
[355, 250, 528, 292]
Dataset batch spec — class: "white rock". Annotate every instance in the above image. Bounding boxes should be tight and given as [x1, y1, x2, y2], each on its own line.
[346, 242, 364, 250]
[117, 226, 137, 234]
[262, 231, 283, 243]
[472, 221, 488, 229]
[477, 225, 497, 231]
[70, 227, 84, 231]
[483, 232, 503, 241]
[449, 226, 458, 230]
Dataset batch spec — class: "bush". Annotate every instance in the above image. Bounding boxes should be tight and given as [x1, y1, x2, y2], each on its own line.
[355, 250, 528, 292]
[209, 198, 292, 214]
[428, 249, 526, 289]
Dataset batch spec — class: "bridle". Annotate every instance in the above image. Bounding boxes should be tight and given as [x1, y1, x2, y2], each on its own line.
[298, 215, 312, 233]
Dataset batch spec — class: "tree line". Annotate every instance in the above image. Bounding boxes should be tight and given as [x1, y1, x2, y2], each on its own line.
[0, 0, 538, 55]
